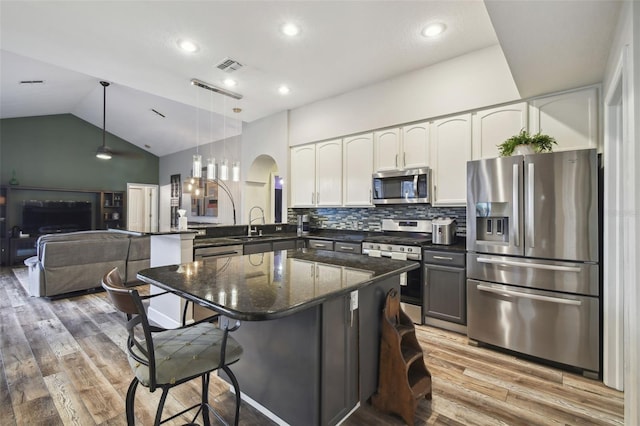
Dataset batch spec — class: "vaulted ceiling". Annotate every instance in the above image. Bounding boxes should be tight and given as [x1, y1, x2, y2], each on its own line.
[0, 1, 621, 157]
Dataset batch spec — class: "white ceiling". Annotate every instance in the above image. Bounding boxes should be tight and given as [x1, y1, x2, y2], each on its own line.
[0, 1, 621, 157]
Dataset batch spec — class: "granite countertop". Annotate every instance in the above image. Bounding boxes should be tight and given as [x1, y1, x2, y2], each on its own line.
[137, 249, 418, 321]
[193, 231, 468, 252]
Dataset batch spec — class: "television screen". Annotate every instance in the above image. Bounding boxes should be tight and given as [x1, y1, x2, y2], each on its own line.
[22, 201, 92, 235]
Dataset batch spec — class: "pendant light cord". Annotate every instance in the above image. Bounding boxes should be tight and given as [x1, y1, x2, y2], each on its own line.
[100, 81, 109, 148]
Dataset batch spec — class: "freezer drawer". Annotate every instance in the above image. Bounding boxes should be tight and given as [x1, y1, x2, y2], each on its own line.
[467, 253, 599, 296]
[467, 279, 600, 373]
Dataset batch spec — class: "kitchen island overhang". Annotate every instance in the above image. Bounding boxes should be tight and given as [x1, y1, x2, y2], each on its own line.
[137, 249, 419, 426]
[136, 248, 418, 321]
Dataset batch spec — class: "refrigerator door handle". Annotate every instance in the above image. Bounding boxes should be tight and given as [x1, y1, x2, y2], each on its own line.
[513, 163, 520, 247]
[527, 162, 535, 248]
[476, 256, 582, 272]
[477, 284, 582, 306]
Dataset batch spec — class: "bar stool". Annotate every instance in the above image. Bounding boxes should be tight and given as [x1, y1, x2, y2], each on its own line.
[101, 267, 243, 425]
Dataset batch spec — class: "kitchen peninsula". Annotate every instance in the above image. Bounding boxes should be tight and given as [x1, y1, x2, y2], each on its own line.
[137, 248, 418, 426]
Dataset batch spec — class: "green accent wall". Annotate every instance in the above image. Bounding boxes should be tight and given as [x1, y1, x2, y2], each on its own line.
[0, 114, 158, 189]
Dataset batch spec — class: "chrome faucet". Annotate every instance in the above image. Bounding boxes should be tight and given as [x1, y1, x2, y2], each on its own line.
[248, 206, 265, 236]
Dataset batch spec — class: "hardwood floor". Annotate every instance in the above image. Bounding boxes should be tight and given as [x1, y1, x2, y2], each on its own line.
[1, 267, 623, 425]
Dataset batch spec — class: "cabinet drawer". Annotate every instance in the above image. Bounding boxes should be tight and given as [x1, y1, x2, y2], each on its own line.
[308, 239, 334, 251]
[423, 250, 465, 267]
[334, 242, 361, 254]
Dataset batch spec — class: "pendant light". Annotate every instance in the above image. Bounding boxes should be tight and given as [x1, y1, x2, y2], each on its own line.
[96, 81, 112, 160]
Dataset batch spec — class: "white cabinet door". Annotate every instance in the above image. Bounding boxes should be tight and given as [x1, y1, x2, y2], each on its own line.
[431, 114, 472, 206]
[402, 122, 430, 169]
[314, 263, 344, 293]
[316, 140, 343, 206]
[529, 87, 598, 152]
[472, 102, 528, 159]
[373, 128, 401, 172]
[290, 145, 316, 207]
[343, 133, 373, 206]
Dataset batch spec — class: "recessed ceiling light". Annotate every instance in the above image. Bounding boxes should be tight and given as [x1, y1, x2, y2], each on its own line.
[177, 39, 199, 53]
[278, 85, 291, 95]
[281, 23, 300, 37]
[223, 78, 237, 87]
[422, 23, 446, 38]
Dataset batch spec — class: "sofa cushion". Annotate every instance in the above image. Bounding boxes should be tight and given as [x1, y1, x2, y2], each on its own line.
[37, 231, 129, 259]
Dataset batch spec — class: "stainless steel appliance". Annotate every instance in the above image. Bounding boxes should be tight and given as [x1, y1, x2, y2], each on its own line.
[466, 149, 600, 376]
[431, 217, 457, 245]
[194, 241, 243, 260]
[372, 168, 431, 205]
[362, 219, 431, 323]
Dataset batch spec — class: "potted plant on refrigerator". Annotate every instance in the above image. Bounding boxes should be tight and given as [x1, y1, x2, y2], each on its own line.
[498, 129, 557, 156]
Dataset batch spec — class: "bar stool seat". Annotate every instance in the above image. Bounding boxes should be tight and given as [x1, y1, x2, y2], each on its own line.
[101, 267, 242, 426]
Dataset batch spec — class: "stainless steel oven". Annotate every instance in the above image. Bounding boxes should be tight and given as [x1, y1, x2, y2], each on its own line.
[362, 219, 431, 323]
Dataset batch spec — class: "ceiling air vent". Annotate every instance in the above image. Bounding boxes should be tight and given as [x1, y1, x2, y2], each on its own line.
[215, 57, 243, 73]
[19, 80, 45, 84]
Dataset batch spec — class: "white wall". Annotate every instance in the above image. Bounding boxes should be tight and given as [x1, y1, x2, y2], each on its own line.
[288, 45, 521, 146]
[601, 0, 639, 423]
[159, 135, 241, 225]
[240, 111, 289, 221]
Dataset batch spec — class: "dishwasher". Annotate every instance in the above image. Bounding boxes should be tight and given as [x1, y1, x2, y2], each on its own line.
[194, 242, 243, 260]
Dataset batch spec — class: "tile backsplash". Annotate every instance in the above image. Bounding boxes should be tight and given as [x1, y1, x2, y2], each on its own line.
[288, 205, 467, 235]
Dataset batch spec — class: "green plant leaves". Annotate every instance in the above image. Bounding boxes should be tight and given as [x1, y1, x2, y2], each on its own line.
[498, 129, 558, 156]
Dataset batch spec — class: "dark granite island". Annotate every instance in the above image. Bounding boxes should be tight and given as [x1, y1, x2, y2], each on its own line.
[137, 248, 418, 426]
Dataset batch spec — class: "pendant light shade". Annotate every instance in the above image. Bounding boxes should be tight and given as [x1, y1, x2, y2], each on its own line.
[192, 154, 202, 178]
[232, 161, 240, 182]
[207, 158, 216, 180]
[96, 81, 112, 160]
[219, 158, 229, 181]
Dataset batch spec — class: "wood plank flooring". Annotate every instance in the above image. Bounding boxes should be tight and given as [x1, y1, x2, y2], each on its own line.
[1, 267, 624, 425]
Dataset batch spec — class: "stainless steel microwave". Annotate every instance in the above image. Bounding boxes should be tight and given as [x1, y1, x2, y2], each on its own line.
[372, 168, 431, 205]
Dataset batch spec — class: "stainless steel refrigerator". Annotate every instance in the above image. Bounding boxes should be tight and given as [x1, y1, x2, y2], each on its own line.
[466, 149, 600, 376]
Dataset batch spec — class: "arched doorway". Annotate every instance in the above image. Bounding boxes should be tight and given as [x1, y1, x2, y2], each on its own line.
[244, 155, 281, 223]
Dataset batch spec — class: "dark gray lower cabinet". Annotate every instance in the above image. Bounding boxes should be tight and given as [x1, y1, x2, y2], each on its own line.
[423, 250, 466, 325]
[242, 241, 272, 254]
[272, 239, 297, 251]
[321, 294, 358, 425]
[244, 238, 300, 254]
[223, 275, 401, 425]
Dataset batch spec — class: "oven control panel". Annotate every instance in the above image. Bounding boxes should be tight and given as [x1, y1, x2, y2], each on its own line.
[362, 242, 422, 261]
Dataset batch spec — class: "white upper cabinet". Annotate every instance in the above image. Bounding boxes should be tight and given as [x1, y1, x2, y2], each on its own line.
[431, 113, 472, 206]
[373, 128, 402, 171]
[316, 140, 343, 206]
[374, 123, 429, 172]
[343, 133, 373, 206]
[402, 122, 430, 169]
[472, 102, 528, 159]
[290, 144, 317, 207]
[529, 87, 598, 152]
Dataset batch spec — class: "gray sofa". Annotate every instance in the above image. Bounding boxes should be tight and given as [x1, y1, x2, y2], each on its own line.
[24, 230, 150, 297]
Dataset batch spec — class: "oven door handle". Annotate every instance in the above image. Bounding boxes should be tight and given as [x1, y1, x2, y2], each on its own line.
[477, 284, 582, 306]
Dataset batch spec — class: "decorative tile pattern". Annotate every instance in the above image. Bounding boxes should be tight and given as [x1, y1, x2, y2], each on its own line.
[288, 206, 467, 235]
